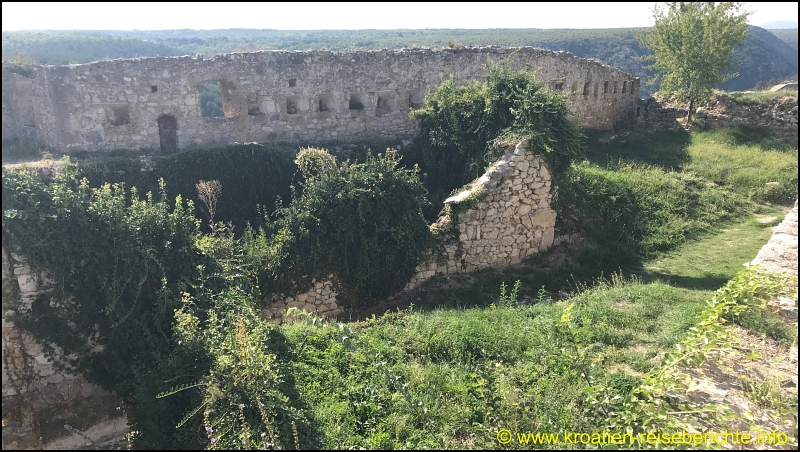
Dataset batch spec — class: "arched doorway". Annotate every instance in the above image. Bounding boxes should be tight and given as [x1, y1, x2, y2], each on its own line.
[157, 114, 177, 152]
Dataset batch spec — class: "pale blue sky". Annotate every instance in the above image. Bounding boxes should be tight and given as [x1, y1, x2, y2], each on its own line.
[2, 2, 796, 31]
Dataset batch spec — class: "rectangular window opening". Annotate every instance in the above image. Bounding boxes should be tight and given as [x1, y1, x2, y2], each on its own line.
[349, 94, 364, 111]
[199, 81, 225, 117]
[603, 81, 609, 94]
[407, 90, 424, 109]
[376, 93, 396, 112]
[622, 81, 628, 94]
[106, 104, 130, 126]
[317, 94, 333, 112]
[554, 82, 564, 91]
[151, 85, 158, 93]
[288, 78, 297, 88]
[286, 98, 298, 115]
[583, 82, 591, 96]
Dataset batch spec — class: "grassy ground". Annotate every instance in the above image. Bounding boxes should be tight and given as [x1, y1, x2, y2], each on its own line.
[4, 125, 797, 448]
[272, 126, 797, 449]
[277, 211, 790, 448]
[583, 128, 797, 204]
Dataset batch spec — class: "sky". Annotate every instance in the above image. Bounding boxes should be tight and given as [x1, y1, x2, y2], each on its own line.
[2, 2, 797, 31]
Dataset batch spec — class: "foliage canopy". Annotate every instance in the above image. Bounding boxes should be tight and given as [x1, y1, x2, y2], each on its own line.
[637, 2, 750, 119]
[410, 62, 582, 212]
[257, 149, 433, 305]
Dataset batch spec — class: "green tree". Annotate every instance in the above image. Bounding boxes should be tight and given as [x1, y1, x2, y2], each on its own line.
[637, 2, 750, 120]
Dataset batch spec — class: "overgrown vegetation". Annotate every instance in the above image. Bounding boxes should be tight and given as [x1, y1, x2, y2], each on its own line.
[410, 62, 581, 215]
[77, 142, 297, 232]
[2, 60, 797, 449]
[254, 148, 433, 304]
[2, 165, 210, 447]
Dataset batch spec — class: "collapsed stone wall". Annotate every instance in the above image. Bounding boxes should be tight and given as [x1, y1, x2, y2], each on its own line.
[2, 47, 641, 152]
[262, 140, 554, 322]
[641, 94, 799, 138]
[1, 248, 127, 450]
[406, 140, 555, 290]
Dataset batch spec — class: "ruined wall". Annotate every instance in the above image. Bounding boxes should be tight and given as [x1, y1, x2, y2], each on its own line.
[1, 248, 127, 450]
[2, 47, 640, 152]
[2, 67, 38, 142]
[262, 140, 554, 322]
[405, 140, 555, 290]
[641, 94, 799, 138]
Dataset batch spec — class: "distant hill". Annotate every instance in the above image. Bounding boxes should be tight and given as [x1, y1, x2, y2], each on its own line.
[3, 26, 797, 98]
[769, 28, 798, 50]
[759, 21, 798, 29]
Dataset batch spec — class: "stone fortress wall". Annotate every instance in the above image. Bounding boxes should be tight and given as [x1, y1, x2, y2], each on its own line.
[2, 47, 641, 153]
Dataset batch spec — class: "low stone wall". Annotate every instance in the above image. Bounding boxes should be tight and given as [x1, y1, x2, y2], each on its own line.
[641, 94, 799, 138]
[263, 140, 554, 321]
[695, 95, 798, 137]
[1, 248, 127, 450]
[751, 201, 798, 279]
[261, 276, 342, 322]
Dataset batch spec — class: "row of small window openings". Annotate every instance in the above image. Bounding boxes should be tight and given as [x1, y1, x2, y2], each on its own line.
[551, 81, 632, 95]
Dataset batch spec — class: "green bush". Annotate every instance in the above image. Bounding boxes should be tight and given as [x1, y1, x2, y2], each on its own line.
[257, 149, 433, 305]
[2, 163, 211, 448]
[410, 63, 582, 216]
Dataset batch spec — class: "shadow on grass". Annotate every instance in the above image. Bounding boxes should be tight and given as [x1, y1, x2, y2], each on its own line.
[633, 270, 732, 292]
[582, 129, 692, 171]
[700, 126, 798, 153]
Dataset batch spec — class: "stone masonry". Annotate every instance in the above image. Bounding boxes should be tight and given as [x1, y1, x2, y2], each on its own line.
[2, 47, 641, 152]
[406, 140, 556, 290]
[640, 94, 799, 138]
[263, 140, 554, 322]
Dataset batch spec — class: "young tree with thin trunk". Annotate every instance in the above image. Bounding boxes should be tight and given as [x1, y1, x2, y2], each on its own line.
[637, 2, 750, 121]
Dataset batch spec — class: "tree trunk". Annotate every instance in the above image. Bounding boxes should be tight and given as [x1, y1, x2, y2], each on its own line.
[688, 98, 694, 122]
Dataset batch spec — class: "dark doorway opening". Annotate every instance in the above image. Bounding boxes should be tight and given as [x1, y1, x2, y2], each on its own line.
[157, 114, 178, 152]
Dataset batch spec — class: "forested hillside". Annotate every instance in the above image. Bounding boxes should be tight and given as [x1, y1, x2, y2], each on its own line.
[3, 26, 797, 97]
[769, 28, 798, 50]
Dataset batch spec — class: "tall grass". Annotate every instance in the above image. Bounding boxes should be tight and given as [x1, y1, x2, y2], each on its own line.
[278, 276, 705, 449]
[558, 161, 747, 264]
[687, 130, 797, 204]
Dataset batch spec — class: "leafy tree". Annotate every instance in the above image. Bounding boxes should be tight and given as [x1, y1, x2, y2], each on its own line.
[637, 2, 750, 120]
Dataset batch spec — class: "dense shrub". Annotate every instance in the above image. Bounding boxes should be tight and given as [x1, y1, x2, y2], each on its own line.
[255, 149, 433, 305]
[410, 63, 582, 215]
[2, 163, 212, 448]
